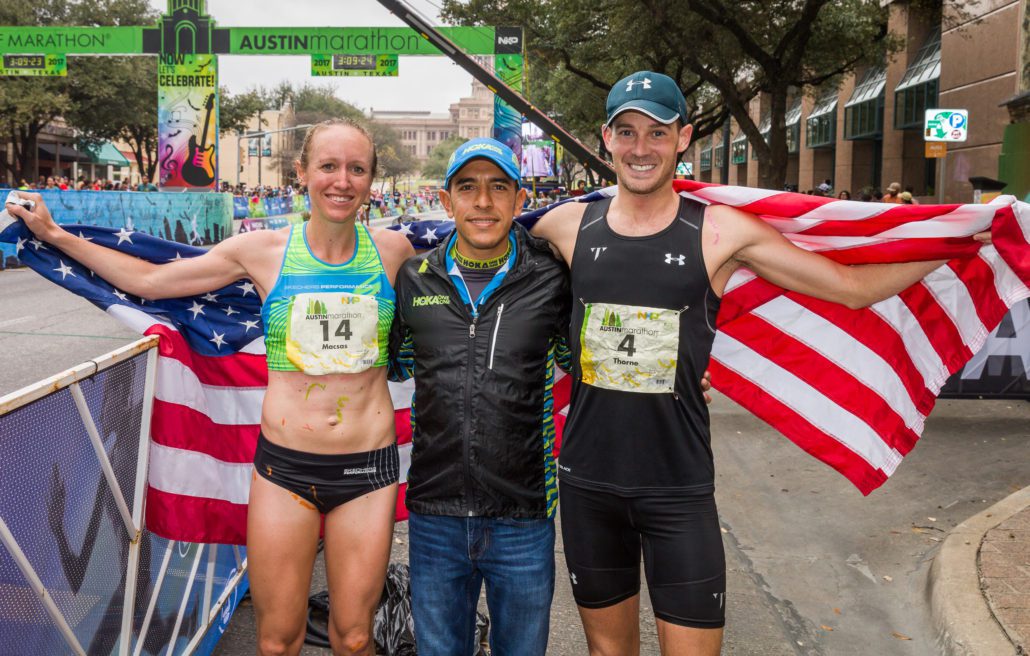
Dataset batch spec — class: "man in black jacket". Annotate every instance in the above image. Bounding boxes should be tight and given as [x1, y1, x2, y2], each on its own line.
[390, 138, 571, 656]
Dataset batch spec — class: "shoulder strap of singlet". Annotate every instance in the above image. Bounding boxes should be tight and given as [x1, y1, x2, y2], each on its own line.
[675, 195, 706, 231]
[578, 196, 613, 232]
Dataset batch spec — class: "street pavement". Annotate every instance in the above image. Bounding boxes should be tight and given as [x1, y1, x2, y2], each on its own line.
[1, 268, 1027, 655]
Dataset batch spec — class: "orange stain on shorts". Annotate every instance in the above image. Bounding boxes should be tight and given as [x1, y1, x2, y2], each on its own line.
[289, 492, 316, 511]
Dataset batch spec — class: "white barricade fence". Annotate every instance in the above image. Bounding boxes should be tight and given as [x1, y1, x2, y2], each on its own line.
[0, 336, 248, 656]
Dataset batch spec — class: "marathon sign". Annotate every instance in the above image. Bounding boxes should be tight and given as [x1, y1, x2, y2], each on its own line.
[0, 26, 141, 53]
[0, 53, 66, 76]
[228, 27, 495, 56]
[494, 26, 523, 54]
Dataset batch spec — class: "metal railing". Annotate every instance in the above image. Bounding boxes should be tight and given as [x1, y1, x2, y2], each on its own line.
[0, 336, 248, 656]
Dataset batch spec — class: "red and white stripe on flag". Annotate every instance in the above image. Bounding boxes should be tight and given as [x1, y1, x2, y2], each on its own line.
[674, 180, 1030, 494]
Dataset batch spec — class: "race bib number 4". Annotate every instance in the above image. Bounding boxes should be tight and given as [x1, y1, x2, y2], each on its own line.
[580, 302, 680, 394]
[286, 292, 381, 375]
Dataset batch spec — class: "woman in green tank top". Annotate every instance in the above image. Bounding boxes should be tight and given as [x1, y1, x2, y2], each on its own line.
[12, 119, 415, 655]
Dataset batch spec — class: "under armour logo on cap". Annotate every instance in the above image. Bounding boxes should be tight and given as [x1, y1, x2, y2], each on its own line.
[626, 78, 652, 92]
[606, 70, 688, 127]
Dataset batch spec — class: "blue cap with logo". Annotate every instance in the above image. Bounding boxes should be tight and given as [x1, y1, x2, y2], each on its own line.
[444, 137, 521, 189]
[606, 71, 688, 127]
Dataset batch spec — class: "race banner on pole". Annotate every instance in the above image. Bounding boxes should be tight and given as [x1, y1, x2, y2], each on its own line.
[493, 27, 524, 168]
[158, 54, 218, 190]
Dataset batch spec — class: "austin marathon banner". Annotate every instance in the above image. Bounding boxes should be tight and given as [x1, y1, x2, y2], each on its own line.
[158, 54, 218, 190]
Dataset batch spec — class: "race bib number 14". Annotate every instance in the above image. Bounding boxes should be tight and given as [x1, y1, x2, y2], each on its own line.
[580, 302, 680, 394]
[286, 292, 381, 375]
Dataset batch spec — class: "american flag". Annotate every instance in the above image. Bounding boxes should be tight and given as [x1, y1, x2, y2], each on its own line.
[1, 182, 1027, 544]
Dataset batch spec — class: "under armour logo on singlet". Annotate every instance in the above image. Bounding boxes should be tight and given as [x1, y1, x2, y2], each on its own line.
[665, 253, 685, 265]
[626, 78, 652, 91]
[590, 246, 608, 261]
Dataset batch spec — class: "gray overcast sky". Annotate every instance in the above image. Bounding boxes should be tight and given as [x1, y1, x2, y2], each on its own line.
[146, 0, 481, 114]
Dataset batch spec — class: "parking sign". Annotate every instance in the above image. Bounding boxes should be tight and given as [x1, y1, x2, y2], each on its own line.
[924, 109, 968, 142]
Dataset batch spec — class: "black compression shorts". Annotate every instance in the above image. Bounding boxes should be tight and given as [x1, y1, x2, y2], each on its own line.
[254, 433, 399, 513]
[559, 482, 726, 628]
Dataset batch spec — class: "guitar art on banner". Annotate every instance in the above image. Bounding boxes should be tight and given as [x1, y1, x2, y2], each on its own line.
[158, 54, 218, 190]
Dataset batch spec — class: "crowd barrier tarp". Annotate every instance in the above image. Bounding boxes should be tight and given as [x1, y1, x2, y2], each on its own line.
[0, 342, 247, 655]
[940, 299, 1030, 399]
[0, 190, 233, 269]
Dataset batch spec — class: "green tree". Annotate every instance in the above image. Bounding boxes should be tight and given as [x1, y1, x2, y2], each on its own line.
[642, 0, 899, 188]
[0, 0, 160, 183]
[0, 0, 72, 182]
[421, 135, 467, 180]
[443, 0, 730, 185]
[219, 88, 267, 136]
[65, 55, 159, 181]
[444, 0, 899, 189]
[368, 121, 416, 191]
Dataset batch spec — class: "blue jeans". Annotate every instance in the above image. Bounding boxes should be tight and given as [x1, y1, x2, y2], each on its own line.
[408, 512, 555, 656]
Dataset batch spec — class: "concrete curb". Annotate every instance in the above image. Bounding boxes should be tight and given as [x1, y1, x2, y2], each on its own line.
[928, 486, 1030, 656]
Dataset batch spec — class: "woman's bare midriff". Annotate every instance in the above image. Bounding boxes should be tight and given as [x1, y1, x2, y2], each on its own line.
[260, 366, 396, 454]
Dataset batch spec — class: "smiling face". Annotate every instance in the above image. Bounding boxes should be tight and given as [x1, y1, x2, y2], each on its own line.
[603, 111, 692, 197]
[439, 158, 527, 260]
[294, 124, 374, 224]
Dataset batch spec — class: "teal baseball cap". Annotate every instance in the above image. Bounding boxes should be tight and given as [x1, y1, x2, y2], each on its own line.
[444, 138, 521, 189]
[606, 71, 688, 127]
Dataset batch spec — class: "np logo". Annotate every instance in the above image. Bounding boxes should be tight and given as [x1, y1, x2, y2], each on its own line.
[665, 253, 685, 266]
[590, 246, 607, 261]
[626, 77, 652, 92]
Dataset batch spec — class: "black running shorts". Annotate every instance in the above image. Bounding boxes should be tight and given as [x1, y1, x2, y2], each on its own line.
[254, 433, 399, 513]
[559, 482, 726, 628]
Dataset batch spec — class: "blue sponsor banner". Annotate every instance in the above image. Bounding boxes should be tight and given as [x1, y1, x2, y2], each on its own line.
[1, 191, 233, 268]
[232, 196, 249, 218]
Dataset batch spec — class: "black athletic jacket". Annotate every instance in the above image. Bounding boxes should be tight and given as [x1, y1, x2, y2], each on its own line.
[389, 224, 571, 518]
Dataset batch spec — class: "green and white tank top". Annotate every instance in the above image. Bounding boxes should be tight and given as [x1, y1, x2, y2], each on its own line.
[261, 222, 395, 374]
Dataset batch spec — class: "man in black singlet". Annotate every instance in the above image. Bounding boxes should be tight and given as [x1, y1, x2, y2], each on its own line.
[531, 71, 969, 655]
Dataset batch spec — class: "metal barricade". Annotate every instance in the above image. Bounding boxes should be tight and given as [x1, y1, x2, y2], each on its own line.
[0, 337, 248, 656]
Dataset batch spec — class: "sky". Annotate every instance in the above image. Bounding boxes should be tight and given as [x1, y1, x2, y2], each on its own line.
[145, 0, 481, 114]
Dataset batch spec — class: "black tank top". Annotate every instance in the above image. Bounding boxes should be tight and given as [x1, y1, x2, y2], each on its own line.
[560, 196, 720, 495]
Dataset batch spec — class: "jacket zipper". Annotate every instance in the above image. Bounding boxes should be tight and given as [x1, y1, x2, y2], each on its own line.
[488, 304, 504, 370]
[464, 315, 477, 516]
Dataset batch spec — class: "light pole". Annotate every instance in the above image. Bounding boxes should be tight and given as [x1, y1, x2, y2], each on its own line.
[235, 124, 313, 189]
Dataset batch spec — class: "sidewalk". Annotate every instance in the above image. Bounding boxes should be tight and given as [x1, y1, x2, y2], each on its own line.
[929, 485, 1030, 655]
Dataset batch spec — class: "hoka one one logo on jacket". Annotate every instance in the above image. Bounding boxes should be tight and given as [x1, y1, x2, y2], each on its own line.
[412, 295, 451, 307]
